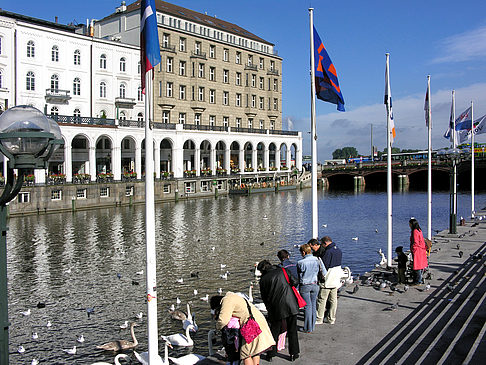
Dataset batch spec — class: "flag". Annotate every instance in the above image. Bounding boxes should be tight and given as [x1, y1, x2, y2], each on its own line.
[443, 98, 455, 142]
[454, 106, 472, 131]
[458, 114, 486, 143]
[384, 55, 396, 144]
[313, 26, 345, 111]
[140, 0, 161, 93]
[424, 79, 431, 127]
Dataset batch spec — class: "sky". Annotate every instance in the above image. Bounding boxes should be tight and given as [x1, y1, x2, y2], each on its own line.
[4, 0, 486, 160]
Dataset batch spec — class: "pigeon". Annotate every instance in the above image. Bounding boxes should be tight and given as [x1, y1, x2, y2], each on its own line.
[425, 283, 431, 291]
[425, 272, 433, 280]
[446, 284, 454, 292]
[456, 243, 461, 250]
[383, 302, 399, 311]
[379, 282, 387, 290]
[403, 285, 409, 292]
[86, 307, 95, 318]
[458, 251, 464, 258]
[352, 285, 359, 294]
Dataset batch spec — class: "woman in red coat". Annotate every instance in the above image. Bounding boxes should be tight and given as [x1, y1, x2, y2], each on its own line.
[409, 218, 428, 284]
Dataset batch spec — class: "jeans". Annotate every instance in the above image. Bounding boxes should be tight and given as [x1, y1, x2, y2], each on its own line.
[299, 283, 319, 332]
[414, 269, 423, 284]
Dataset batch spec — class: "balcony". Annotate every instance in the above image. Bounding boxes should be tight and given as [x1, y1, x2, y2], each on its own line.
[50, 114, 115, 126]
[190, 51, 207, 60]
[115, 97, 136, 109]
[269, 129, 299, 136]
[45, 89, 71, 104]
[182, 124, 228, 132]
[161, 44, 176, 53]
[267, 69, 279, 76]
[245, 64, 258, 71]
[230, 127, 267, 134]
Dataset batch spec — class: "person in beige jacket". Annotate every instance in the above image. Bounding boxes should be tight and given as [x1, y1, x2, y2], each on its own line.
[211, 292, 275, 365]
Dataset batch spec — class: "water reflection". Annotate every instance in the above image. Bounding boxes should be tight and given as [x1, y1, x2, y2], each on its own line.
[6, 189, 483, 363]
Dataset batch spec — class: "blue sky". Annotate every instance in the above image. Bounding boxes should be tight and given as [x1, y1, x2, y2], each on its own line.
[5, 0, 486, 159]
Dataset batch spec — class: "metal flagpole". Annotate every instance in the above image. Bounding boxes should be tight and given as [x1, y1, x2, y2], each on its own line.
[309, 8, 318, 239]
[385, 53, 392, 267]
[427, 75, 432, 240]
[145, 69, 159, 362]
[452, 90, 457, 232]
[471, 101, 475, 216]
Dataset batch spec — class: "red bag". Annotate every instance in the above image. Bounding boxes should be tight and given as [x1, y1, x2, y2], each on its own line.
[282, 268, 307, 309]
[240, 300, 262, 343]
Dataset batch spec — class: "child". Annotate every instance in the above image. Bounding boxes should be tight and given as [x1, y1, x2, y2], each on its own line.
[395, 246, 408, 284]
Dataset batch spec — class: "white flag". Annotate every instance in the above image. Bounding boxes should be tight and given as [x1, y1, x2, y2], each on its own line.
[384, 56, 396, 144]
[458, 114, 486, 144]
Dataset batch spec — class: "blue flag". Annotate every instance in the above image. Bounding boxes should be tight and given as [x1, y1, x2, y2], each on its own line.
[454, 106, 472, 131]
[140, 0, 161, 92]
[313, 26, 345, 111]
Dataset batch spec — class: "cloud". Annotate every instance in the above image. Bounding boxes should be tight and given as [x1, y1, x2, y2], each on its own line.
[432, 25, 486, 63]
[287, 83, 486, 160]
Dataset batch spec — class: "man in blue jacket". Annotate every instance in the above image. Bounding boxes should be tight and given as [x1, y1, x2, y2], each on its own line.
[311, 236, 342, 325]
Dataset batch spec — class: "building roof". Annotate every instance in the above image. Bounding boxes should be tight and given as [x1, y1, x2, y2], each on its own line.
[103, 0, 274, 46]
[0, 9, 76, 32]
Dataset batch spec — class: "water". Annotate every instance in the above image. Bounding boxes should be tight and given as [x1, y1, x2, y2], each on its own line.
[6, 189, 484, 363]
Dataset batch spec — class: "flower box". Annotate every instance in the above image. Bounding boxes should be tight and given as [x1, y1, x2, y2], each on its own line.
[244, 168, 254, 172]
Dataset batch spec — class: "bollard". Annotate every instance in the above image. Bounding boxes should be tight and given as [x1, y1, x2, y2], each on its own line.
[175, 189, 179, 202]
[214, 187, 218, 198]
[72, 197, 76, 212]
[129, 195, 132, 206]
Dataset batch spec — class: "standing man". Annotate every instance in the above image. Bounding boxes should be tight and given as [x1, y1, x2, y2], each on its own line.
[311, 236, 342, 325]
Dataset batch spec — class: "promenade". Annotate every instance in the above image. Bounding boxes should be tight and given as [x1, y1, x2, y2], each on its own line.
[264, 213, 486, 365]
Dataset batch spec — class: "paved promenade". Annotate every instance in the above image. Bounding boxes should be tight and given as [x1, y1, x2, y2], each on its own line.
[264, 213, 486, 365]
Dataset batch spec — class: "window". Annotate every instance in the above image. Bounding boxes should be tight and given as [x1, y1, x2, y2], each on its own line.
[100, 82, 106, 98]
[223, 91, 228, 105]
[236, 93, 241, 107]
[223, 116, 229, 127]
[50, 74, 59, 90]
[51, 189, 62, 200]
[120, 57, 126, 72]
[209, 67, 215, 81]
[236, 118, 241, 128]
[251, 74, 256, 87]
[194, 113, 201, 125]
[209, 89, 215, 103]
[209, 45, 215, 58]
[251, 95, 256, 108]
[76, 189, 87, 199]
[223, 69, 229, 84]
[260, 119, 264, 129]
[236, 72, 241, 86]
[119, 111, 126, 121]
[273, 79, 278, 91]
[27, 40, 35, 58]
[138, 112, 144, 121]
[166, 82, 173, 97]
[179, 113, 186, 124]
[73, 108, 81, 118]
[73, 77, 81, 96]
[100, 187, 110, 197]
[26, 71, 35, 91]
[270, 120, 275, 130]
[198, 63, 204, 78]
[209, 115, 215, 126]
[74, 49, 81, 65]
[179, 60, 186, 76]
[273, 98, 278, 110]
[125, 186, 134, 197]
[159, 81, 162, 97]
[100, 54, 107, 69]
[162, 33, 170, 48]
[259, 57, 264, 69]
[270, 60, 275, 71]
[179, 85, 186, 99]
[194, 41, 201, 54]
[162, 110, 170, 123]
[185, 181, 195, 194]
[138, 86, 143, 101]
[167, 57, 173, 72]
[259, 77, 264, 89]
[248, 55, 253, 66]
[119, 83, 126, 98]
[163, 184, 171, 193]
[248, 118, 253, 129]
[201, 180, 210, 192]
[191, 62, 195, 77]
[18, 192, 30, 203]
[50, 107, 59, 116]
[236, 51, 241, 64]
[223, 48, 229, 61]
[198, 86, 204, 101]
[259, 97, 264, 109]
[179, 37, 186, 51]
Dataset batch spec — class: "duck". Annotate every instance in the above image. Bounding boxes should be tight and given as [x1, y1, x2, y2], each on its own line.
[96, 322, 138, 351]
[161, 324, 195, 347]
[91, 353, 131, 365]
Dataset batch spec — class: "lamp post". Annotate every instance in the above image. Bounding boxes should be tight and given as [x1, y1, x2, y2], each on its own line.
[446, 149, 462, 234]
[0, 105, 63, 364]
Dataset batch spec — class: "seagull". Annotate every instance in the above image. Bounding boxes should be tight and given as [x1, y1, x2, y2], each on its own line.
[32, 332, 39, 340]
[63, 346, 77, 355]
[352, 237, 359, 241]
[403, 285, 409, 292]
[31, 359, 39, 365]
[220, 272, 228, 280]
[375, 229, 379, 233]
[322, 224, 327, 228]
[64, 268, 72, 274]
[177, 278, 184, 284]
[21, 309, 31, 316]
[46, 320, 52, 328]
[176, 297, 182, 305]
[272, 231, 276, 235]
[136, 270, 144, 275]
[220, 264, 227, 269]
[200, 294, 209, 301]
[77, 334, 85, 343]
[211, 246, 216, 251]
[120, 321, 129, 329]
[87, 307, 95, 318]
[218, 288, 223, 294]
[18, 345, 26, 353]
[263, 215, 268, 220]
[193, 289, 198, 296]
[169, 304, 175, 312]
[136, 312, 143, 320]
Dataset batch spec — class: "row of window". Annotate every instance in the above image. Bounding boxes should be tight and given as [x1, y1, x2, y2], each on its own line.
[158, 81, 279, 110]
[161, 34, 276, 70]
[161, 111, 275, 130]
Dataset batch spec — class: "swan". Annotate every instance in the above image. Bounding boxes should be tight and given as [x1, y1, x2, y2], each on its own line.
[176, 297, 182, 305]
[91, 353, 131, 365]
[182, 303, 198, 332]
[97, 322, 138, 351]
[217, 288, 223, 294]
[193, 289, 198, 296]
[193, 330, 226, 364]
[161, 324, 195, 347]
[169, 305, 187, 321]
[63, 346, 77, 355]
[133, 338, 172, 365]
[168, 353, 205, 365]
[248, 284, 267, 313]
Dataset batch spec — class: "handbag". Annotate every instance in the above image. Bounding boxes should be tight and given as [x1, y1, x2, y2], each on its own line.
[240, 300, 262, 344]
[317, 257, 326, 283]
[281, 268, 307, 309]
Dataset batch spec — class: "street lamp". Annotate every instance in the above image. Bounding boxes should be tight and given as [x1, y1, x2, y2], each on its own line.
[444, 148, 462, 234]
[0, 105, 63, 364]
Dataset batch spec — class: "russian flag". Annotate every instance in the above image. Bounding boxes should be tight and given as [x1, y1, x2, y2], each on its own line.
[140, 0, 161, 93]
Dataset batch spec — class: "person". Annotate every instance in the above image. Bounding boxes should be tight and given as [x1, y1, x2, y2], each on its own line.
[311, 236, 342, 325]
[211, 292, 275, 365]
[257, 259, 300, 362]
[409, 218, 428, 285]
[395, 246, 408, 284]
[277, 249, 298, 281]
[297, 243, 324, 333]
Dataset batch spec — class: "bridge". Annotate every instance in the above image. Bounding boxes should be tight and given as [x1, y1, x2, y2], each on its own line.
[319, 158, 486, 191]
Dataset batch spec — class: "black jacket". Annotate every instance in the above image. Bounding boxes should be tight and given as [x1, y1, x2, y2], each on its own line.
[259, 265, 299, 322]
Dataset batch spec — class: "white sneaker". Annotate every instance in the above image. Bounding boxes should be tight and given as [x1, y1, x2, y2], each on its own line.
[315, 319, 323, 325]
[323, 318, 335, 325]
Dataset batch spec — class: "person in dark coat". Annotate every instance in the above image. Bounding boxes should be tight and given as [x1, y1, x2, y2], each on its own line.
[257, 260, 300, 362]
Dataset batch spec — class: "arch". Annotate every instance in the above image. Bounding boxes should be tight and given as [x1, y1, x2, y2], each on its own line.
[183, 139, 196, 172]
[48, 136, 65, 178]
[137, 112, 144, 121]
[95, 135, 113, 177]
[257, 142, 265, 169]
[51, 45, 59, 62]
[279, 142, 288, 169]
[244, 142, 253, 170]
[230, 141, 240, 172]
[269, 142, 277, 168]
[119, 111, 126, 121]
[71, 134, 91, 177]
[119, 83, 127, 98]
[73, 108, 81, 118]
[290, 143, 298, 169]
[27, 40, 35, 57]
[26, 71, 35, 91]
[50, 74, 59, 90]
[215, 140, 226, 170]
[200, 140, 212, 171]
[160, 138, 173, 174]
[121, 136, 136, 175]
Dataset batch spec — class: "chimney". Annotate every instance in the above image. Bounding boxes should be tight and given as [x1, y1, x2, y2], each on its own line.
[55, 16, 58, 23]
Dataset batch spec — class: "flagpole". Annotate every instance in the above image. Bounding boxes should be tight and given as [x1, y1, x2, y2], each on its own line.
[471, 101, 475, 216]
[145, 69, 159, 362]
[426, 75, 432, 240]
[309, 8, 318, 239]
[452, 90, 457, 232]
[385, 53, 392, 267]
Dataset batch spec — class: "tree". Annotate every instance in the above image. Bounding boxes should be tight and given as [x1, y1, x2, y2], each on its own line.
[332, 147, 358, 159]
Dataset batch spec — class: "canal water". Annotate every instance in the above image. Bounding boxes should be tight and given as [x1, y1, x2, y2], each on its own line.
[6, 188, 484, 364]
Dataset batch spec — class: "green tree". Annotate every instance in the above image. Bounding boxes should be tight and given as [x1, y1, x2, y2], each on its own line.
[332, 146, 358, 159]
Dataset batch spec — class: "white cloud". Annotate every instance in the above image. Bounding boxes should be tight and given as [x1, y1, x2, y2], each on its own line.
[433, 25, 486, 63]
[291, 83, 486, 160]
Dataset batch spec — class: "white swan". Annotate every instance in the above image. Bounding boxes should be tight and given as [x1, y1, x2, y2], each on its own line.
[254, 262, 262, 277]
[91, 353, 131, 365]
[182, 303, 198, 332]
[168, 353, 205, 365]
[133, 339, 171, 365]
[97, 322, 138, 351]
[161, 324, 195, 347]
[248, 284, 267, 313]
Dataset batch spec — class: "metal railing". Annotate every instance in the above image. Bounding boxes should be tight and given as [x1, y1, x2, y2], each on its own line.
[231, 127, 267, 134]
[269, 130, 299, 136]
[161, 44, 176, 53]
[51, 114, 116, 126]
[267, 69, 279, 76]
[245, 64, 258, 71]
[190, 51, 207, 59]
